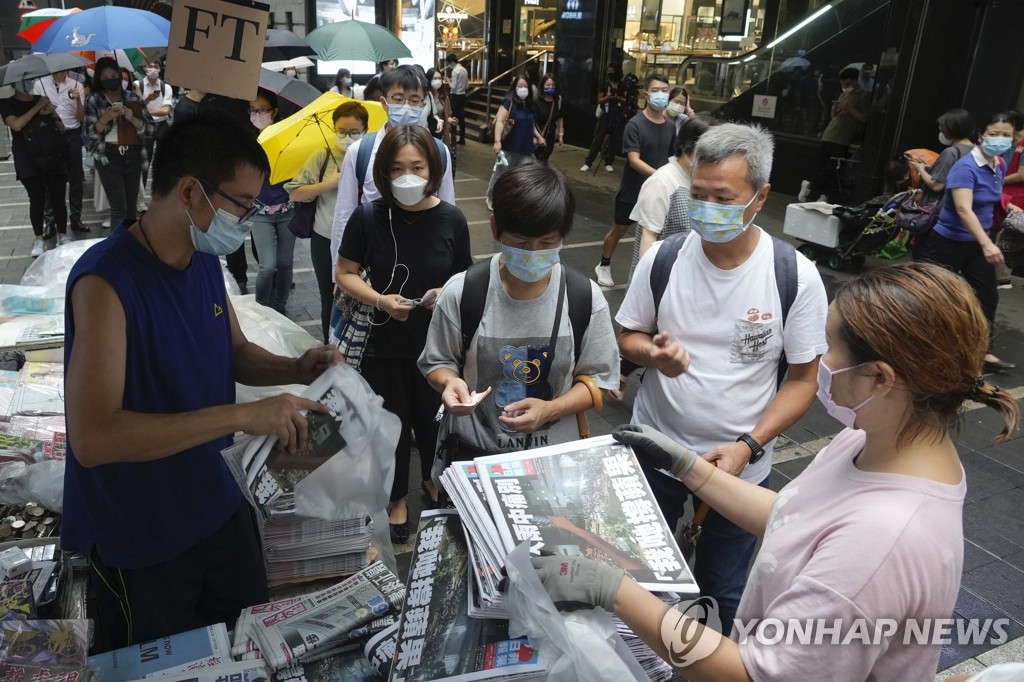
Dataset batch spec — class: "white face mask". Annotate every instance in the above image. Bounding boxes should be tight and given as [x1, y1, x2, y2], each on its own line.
[666, 102, 687, 118]
[391, 174, 428, 207]
[250, 111, 273, 130]
[431, 79, 443, 90]
[515, 87, 529, 99]
[938, 132, 952, 146]
[842, 86, 854, 94]
[145, 67, 159, 79]
[816, 358, 874, 429]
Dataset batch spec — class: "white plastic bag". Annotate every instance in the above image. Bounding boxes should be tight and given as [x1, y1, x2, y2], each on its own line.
[293, 364, 400, 572]
[503, 542, 652, 682]
[0, 459, 64, 513]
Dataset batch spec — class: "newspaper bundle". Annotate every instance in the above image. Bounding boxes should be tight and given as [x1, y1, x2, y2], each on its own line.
[389, 510, 546, 682]
[232, 561, 404, 671]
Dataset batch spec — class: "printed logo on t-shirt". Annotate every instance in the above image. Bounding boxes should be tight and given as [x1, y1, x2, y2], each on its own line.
[213, 303, 223, 317]
[495, 343, 553, 433]
[730, 309, 781, 364]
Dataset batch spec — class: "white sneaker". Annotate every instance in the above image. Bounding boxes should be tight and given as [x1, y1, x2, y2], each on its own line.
[579, 164, 590, 172]
[605, 165, 614, 172]
[798, 180, 811, 202]
[594, 263, 614, 287]
[57, 235, 70, 246]
[101, 219, 111, 228]
[485, 197, 493, 211]
[30, 240, 45, 258]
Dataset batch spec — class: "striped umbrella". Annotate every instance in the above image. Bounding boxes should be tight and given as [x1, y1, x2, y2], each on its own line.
[17, 8, 81, 44]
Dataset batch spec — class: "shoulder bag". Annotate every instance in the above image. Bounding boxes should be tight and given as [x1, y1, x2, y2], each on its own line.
[328, 205, 377, 369]
[287, 151, 331, 239]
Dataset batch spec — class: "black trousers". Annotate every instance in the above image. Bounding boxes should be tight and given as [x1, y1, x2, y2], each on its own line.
[918, 231, 999, 342]
[310, 231, 334, 343]
[64, 129, 84, 223]
[22, 173, 68, 237]
[450, 93, 466, 142]
[807, 141, 850, 203]
[142, 120, 170, 186]
[87, 500, 267, 653]
[359, 357, 441, 502]
[585, 115, 621, 167]
[97, 146, 143, 229]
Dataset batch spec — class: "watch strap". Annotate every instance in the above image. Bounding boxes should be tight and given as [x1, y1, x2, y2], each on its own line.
[736, 433, 765, 464]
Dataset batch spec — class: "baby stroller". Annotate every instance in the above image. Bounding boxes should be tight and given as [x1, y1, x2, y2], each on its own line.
[790, 193, 907, 271]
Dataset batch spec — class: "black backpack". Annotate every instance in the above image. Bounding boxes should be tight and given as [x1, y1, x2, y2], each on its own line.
[22, 101, 66, 173]
[648, 231, 799, 389]
[458, 258, 591, 369]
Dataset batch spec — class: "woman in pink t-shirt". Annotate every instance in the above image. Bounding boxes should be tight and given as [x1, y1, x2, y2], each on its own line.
[526, 262, 1019, 681]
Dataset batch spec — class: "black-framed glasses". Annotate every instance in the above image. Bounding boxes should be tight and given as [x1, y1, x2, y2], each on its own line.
[197, 179, 263, 223]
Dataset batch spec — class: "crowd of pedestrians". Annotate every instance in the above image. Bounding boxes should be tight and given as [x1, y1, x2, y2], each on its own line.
[2, 50, 1016, 679]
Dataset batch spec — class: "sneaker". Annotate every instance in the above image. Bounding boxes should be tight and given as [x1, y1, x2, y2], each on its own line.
[57, 235, 70, 246]
[605, 165, 614, 172]
[798, 180, 811, 202]
[579, 164, 590, 172]
[594, 263, 614, 287]
[101, 219, 111, 229]
[30, 240, 45, 258]
[997, 281, 1013, 290]
[485, 197, 493, 211]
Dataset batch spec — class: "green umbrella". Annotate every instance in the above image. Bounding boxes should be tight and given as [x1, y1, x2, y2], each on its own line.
[306, 20, 412, 63]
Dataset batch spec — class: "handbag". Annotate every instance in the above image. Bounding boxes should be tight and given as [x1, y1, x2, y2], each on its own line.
[534, 97, 557, 160]
[997, 210, 1024, 269]
[287, 152, 331, 239]
[895, 189, 942, 235]
[486, 101, 516, 143]
[328, 205, 376, 369]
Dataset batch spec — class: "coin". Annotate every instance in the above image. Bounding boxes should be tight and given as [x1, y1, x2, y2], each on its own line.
[23, 521, 35, 531]
[42, 517, 54, 526]
[0, 524, 11, 538]
[10, 519, 24, 530]
[26, 507, 43, 518]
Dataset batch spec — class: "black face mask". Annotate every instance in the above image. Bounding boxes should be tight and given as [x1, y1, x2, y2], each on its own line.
[101, 78, 121, 92]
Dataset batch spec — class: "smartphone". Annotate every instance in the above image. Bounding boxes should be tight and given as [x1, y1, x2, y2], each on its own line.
[399, 290, 438, 307]
[111, 102, 124, 111]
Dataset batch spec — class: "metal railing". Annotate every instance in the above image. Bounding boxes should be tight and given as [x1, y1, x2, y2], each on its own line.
[436, 44, 487, 83]
[484, 51, 553, 122]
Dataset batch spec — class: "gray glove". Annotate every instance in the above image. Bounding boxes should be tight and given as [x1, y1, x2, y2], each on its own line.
[531, 556, 625, 612]
[613, 424, 699, 479]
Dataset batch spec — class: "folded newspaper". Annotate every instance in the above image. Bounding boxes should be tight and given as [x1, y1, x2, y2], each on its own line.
[233, 561, 404, 671]
[389, 509, 546, 682]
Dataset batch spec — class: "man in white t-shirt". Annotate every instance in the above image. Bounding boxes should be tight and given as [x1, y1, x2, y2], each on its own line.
[616, 123, 827, 634]
[136, 60, 173, 186]
[446, 54, 468, 145]
[34, 70, 87, 233]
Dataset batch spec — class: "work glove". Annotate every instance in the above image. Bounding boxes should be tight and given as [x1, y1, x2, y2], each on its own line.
[613, 424, 698, 480]
[530, 555, 625, 612]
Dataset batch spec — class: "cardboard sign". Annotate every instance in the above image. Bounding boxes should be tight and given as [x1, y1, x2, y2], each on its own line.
[165, 0, 269, 101]
[752, 94, 777, 119]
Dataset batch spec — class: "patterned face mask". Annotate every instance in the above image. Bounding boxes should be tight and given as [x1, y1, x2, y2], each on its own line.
[499, 243, 562, 282]
[687, 191, 760, 243]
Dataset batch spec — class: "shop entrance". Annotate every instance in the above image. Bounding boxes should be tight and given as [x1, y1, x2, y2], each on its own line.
[514, 0, 556, 80]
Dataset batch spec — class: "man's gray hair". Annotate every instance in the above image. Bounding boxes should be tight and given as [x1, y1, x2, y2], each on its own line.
[692, 123, 775, 191]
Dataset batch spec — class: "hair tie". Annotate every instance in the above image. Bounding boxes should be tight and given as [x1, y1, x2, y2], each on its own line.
[970, 377, 986, 399]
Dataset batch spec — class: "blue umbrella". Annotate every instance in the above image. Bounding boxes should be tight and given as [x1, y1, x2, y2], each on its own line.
[33, 6, 170, 53]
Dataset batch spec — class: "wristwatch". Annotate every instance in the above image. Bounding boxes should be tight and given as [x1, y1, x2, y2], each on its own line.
[736, 433, 765, 464]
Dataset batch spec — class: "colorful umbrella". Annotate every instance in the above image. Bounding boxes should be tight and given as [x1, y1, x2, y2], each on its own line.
[78, 49, 150, 76]
[258, 92, 386, 184]
[34, 6, 170, 53]
[306, 20, 412, 62]
[17, 8, 81, 44]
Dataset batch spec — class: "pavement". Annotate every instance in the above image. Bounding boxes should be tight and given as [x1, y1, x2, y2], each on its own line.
[1, 136, 1021, 678]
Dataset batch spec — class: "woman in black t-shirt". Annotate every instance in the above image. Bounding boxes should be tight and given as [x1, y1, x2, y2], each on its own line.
[0, 79, 69, 257]
[336, 125, 472, 543]
[533, 73, 563, 165]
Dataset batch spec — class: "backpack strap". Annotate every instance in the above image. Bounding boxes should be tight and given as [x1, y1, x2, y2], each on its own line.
[771, 235, 798, 390]
[459, 260, 591, 370]
[649, 231, 799, 389]
[563, 265, 592, 367]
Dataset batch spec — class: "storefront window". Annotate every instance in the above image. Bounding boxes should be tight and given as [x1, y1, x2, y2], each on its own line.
[516, 0, 558, 65]
[315, 0, 377, 25]
[622, 0, 765, 81]
[437, 0, 484, 53]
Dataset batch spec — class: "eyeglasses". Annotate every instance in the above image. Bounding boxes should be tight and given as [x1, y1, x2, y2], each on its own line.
[249, 108, 273, 116]
[387, 95, 424, 108]
[335, 131, 365, 140]
[198, 179, 264, 223]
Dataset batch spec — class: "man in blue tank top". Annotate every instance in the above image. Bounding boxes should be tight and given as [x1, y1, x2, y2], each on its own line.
[63, 113, 342, 651]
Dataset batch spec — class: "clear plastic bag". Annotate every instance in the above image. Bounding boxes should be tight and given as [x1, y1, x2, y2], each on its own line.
[0, 459, 64, 513]
[503, 542, 652, 682]
[20, 239, 104, 288]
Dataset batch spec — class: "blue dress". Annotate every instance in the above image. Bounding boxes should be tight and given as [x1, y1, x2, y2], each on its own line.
[500, 96, 536, 156]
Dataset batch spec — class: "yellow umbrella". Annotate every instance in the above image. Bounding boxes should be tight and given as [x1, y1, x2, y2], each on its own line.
[258, 92, 387, 184]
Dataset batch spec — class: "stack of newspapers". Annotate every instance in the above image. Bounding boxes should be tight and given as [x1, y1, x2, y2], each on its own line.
[231, 561, 405, 673]
[439, 436, 699, 682]
[222, 369, 375, 585]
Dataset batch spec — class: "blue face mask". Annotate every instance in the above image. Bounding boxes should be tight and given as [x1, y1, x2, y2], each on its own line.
[648, 91, 669, 110]
[688, 192, 759, 243]
[187, 185, 252, 256]
[500, 243, 562, 282]
[981, 136, 1013, 157]
[386, 103, 424, 127]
